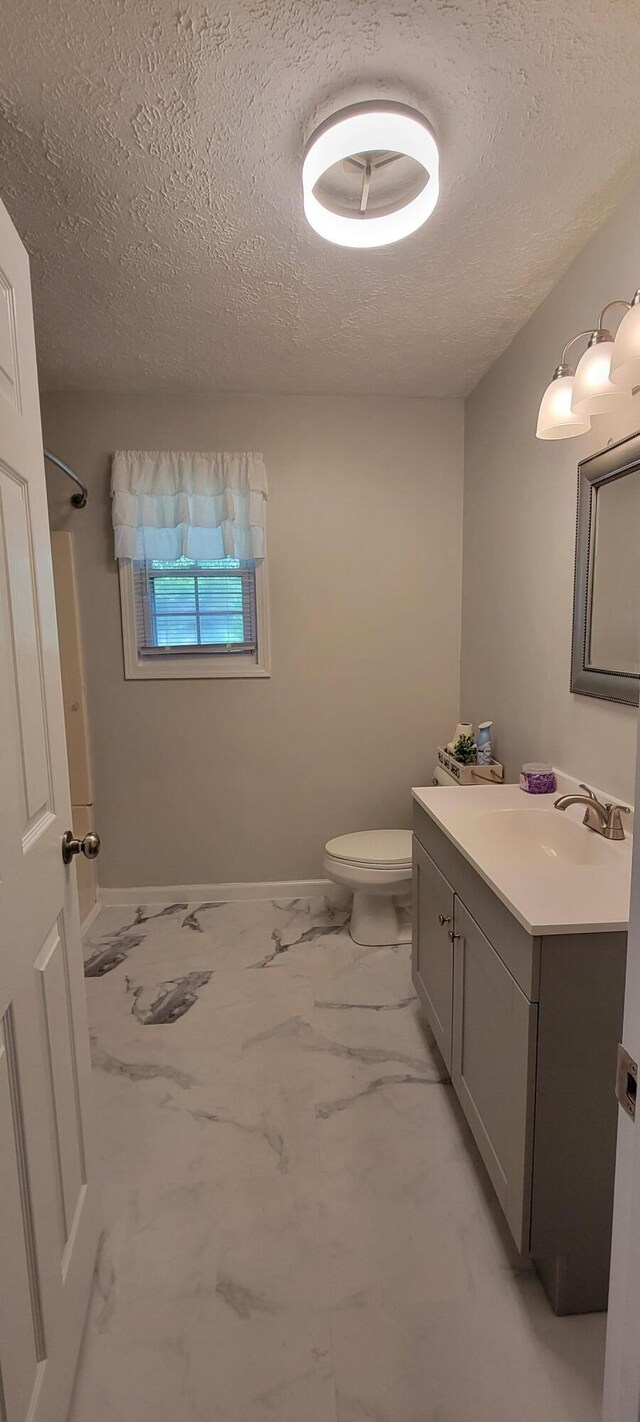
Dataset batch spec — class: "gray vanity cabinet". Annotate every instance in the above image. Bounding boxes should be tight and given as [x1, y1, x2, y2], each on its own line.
[412, 799, 627, 1314]
[412, 841, 454, 1070]
[452, 900, 537, 1252]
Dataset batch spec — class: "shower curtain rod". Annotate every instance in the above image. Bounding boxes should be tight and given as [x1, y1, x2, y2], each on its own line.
[43, 449, 88, 508]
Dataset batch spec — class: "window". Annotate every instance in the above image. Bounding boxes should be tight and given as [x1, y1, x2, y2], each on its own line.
[119, 556, 270, 680]
[137, 558, 256, 652]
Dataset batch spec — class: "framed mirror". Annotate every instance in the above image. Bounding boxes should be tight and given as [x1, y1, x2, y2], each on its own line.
[571, 429, 640, 706]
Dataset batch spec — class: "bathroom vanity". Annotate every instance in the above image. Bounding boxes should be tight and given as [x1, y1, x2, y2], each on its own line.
[412, 780, 631, 1315]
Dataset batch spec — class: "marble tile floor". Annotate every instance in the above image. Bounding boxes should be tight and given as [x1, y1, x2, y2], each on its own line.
[69, 895, 606, 1422]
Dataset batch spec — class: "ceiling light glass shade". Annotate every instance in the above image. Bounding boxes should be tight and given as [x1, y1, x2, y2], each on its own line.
[610, 302, 640, 390]
[536, 374, 591, 440]
[302, 102, 439, 249]
[571, 340, 627, 416]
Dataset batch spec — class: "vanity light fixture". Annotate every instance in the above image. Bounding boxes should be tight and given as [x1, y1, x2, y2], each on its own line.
[610, 290, 640, 390]
[536, 334, 593, 440]
[572, 303, 632, 417]
[536, 292, 640, 440]
[302, 101, 439, 249]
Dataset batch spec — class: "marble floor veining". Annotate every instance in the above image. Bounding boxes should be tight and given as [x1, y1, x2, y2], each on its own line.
[70, 895, 606, 1422]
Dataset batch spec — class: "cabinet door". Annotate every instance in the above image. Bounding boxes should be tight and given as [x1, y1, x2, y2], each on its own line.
[452, 900, 537, 1252]
[412, 839, 454, 1070]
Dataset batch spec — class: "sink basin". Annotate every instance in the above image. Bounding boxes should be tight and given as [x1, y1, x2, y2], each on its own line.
[470, 809, 618, 868]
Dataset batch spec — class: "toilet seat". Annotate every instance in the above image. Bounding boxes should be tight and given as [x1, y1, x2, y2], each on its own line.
[325, 829, 412, 871]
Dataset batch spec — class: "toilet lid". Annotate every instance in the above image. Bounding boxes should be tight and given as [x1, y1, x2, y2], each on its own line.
[325, 829, 412, 868]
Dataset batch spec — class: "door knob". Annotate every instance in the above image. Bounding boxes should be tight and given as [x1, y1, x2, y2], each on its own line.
[62, 830, 101, 865]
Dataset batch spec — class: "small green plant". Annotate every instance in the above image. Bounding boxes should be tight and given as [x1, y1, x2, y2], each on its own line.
[452, 733, 477, 765]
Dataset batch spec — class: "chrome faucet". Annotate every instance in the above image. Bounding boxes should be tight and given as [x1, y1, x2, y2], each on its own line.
[554, 783, 631, 841]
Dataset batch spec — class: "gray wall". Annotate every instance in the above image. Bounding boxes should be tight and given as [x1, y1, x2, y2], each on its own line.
[461, 180, 640, 803]
[43, 393, 464, 888]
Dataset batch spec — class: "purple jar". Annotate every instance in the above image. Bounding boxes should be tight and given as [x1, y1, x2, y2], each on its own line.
[519, 763, 557, 795]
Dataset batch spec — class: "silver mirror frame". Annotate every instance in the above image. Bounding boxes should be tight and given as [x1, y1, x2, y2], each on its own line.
[571, 429, 640, 707]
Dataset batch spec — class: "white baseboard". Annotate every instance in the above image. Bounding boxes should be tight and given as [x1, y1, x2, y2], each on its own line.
[98, 878, 335, 908]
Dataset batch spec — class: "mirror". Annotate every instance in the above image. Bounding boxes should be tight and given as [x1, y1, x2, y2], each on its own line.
[571, 430, 640, 705]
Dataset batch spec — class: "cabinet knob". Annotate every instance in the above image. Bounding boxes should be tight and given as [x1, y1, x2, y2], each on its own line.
[448, 929, 461, 942]
[438, 913, 450, 927]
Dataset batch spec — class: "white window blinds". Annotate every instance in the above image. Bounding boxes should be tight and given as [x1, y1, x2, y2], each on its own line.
[133, 558, 257, 657]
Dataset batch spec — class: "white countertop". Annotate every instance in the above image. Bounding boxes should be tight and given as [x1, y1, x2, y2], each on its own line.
[412, 780, 632, 936]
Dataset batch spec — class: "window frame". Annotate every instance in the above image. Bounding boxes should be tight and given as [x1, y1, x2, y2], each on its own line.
[118, 555, 271, 681]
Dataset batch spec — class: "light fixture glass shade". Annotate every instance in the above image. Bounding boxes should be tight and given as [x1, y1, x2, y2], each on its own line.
[536, 375, 591, 440]
[302, 102, 439, 249]
[610, 303, 640, 391]
[571, 340, 627, 415]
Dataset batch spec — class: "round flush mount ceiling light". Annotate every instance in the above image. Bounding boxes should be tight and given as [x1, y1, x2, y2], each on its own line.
[302, 101, 439, 249]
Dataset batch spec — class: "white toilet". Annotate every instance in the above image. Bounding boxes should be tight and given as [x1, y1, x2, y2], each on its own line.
[323, 829, 412, 947]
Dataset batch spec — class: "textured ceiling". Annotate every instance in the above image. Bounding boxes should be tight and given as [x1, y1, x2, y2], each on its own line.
[1, 0, 639, 396]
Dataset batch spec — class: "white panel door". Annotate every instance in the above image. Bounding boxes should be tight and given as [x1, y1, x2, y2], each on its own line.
[0, 199, 99, 1422]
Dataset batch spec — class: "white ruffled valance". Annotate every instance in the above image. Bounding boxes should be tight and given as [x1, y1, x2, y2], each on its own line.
[111, 450, 268, 561]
